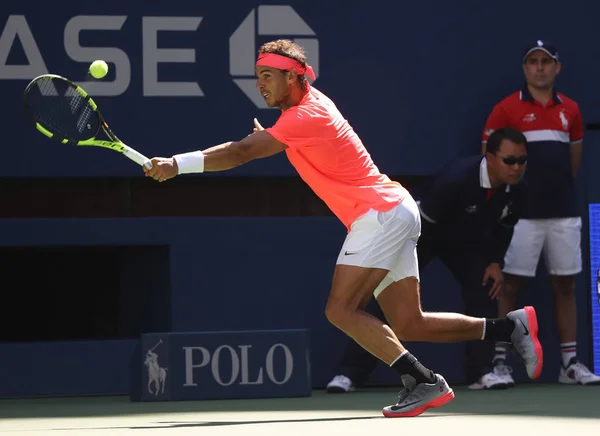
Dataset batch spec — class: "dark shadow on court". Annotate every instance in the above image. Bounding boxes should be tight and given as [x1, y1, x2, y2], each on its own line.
[1, 385, 599, 421]
[50, 416, 383, 431]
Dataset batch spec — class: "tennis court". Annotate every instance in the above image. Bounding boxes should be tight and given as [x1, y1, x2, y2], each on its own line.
[1, 384, 598, 436]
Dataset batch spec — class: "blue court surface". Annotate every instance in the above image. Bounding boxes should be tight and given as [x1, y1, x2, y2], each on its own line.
[1, 384, 598, 436]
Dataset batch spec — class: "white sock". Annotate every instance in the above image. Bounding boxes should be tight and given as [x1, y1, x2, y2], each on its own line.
[480, 318, 486, 340]
[389, 350, 408, 366]
[560, 342, 577, 368]
[493, 343, 509, 365]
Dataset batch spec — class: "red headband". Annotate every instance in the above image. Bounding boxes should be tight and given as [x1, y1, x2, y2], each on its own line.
[255, 53, 316, 80]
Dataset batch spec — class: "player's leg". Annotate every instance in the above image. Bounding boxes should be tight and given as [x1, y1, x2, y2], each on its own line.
[325, 264, 402, 364]
[375, 267, 539, 353]
[493, 219, 545, 380]
[375, 255, 512, 344]
[371, 197, 535, 415]
[373, 273, 455, 417]
[326, 298, 382, 393]
[545, 217, 600, 384]
[377, 278, 486, 341]
[325, 199, 452, 417]
[375, 261, 542, 412]
[324, 205, 416, 368]
[374, 198, 543, 380]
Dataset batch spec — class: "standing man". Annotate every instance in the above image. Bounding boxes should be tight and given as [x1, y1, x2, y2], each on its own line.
[145, 39, 544, 416]
[327, 128, 529, 392]
[482, 40, 600, 385]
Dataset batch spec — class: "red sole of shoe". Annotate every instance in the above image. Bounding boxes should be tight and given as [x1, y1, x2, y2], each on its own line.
[382, 389, 455, 418]
[524, 306, 543, 379]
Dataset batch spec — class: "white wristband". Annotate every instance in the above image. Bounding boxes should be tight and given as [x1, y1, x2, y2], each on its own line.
[173, 151, 205, 174]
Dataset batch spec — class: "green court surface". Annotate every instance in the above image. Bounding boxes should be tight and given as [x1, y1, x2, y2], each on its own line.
[1, 384, 599, 435]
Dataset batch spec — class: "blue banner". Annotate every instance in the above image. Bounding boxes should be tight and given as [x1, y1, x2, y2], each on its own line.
[131, 330, 311, 401]
[588, 205, 600, 374]
[1, 0, 598, 177]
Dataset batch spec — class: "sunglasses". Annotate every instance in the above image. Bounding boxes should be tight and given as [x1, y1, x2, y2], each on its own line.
[498, 155, 528, 166]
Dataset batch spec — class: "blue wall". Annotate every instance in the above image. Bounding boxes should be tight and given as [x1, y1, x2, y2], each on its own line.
[0, 0, 598, 397]
[0, 216, 593, 396]
[1, 0, 600, 176]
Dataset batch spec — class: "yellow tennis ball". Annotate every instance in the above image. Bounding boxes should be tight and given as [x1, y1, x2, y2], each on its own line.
[89, 60, 108, 79]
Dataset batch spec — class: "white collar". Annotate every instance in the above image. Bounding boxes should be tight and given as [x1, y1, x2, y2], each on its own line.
[480, 157, 492, 188]
[480, 157, 511, 192]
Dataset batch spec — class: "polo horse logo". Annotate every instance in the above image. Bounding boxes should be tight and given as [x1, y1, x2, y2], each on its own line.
[559, 110, 569, 131]
[145, 339, 168, 396]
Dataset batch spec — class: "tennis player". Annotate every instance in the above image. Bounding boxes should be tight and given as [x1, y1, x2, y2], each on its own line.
[145, 39, 543, 417]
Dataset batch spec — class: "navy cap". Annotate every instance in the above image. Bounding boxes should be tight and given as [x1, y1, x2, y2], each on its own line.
[522, 40, 559, 62]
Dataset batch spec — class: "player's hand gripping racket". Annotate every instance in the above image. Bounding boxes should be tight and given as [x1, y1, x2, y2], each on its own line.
[23, 74, 152, 169]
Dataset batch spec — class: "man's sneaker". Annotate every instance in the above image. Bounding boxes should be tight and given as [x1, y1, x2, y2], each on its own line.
[493, 363, 515, 387]
[468, 372, 509, 390]
[382, 374, 454, 417]
[558, 359, 600, 385]
[326, 375, 355, 393]
[507, 306, 543, 379]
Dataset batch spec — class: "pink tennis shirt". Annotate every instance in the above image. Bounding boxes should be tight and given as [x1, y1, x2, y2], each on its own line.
[266, 85, 407, 229]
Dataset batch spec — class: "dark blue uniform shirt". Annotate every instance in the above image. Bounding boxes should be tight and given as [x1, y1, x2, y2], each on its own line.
[417, 156, 526, 267]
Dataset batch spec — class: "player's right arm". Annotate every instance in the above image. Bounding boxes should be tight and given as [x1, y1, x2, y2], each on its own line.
[197, 131, 287, 172]
[198, 118, 282, 171]
[481, 103, 509, 155]
[144, 120, 286, 181]
[145, 108, 318, 182]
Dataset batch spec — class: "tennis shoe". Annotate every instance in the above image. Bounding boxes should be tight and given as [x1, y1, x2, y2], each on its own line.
[382, 374, 454, 417]
[507, 306, 543, 379]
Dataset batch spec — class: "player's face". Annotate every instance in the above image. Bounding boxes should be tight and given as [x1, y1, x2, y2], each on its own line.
[255, 66, 292, 108]
[489, 139, 527, 185]
[523, 51, 561, 90]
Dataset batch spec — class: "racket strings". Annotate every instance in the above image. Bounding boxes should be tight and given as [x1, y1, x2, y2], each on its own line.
[26, 77, 100, 142]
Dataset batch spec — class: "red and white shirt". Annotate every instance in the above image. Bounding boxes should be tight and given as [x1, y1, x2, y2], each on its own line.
[482, 87, 583, 218]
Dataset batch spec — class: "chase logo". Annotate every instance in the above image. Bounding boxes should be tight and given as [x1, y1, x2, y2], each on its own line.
[229, 6, 319, 108]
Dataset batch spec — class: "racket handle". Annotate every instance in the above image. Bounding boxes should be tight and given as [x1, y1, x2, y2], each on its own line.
[123, 146, 153, 169]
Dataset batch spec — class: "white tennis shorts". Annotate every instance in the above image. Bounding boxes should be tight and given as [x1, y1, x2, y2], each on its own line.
[503, 217, 582, 277]
[336, 195, 421, 298]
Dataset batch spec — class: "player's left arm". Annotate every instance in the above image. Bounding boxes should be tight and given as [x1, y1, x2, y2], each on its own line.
[570, 106, 584, 177]
[145, 120, 286, 180]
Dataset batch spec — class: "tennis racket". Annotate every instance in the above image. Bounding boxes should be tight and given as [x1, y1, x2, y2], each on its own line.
[23, 74, 152, 169]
